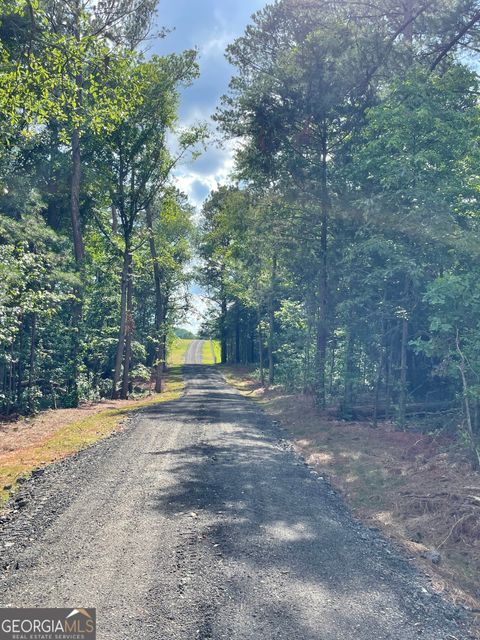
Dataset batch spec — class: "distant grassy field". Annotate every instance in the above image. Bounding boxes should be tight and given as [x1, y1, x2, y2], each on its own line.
[202, 339, 221, 364]
[212, 340, 221, 363]
[167, 338, 193, 365]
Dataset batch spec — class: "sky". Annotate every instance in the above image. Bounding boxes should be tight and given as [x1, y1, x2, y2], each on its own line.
[152, 0, 266, 209]
[151, 0, 267, 332]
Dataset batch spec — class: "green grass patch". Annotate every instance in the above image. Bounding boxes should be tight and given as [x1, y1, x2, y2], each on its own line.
[167, 338, 193, 365]
[212, 340, 221, 363]
[202, 339, 221, 364]
[0, 367, 184, 507]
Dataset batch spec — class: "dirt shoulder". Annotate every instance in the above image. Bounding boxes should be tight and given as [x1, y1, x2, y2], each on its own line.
[0, 368, 184, 508]
[223, 366, 480, 635]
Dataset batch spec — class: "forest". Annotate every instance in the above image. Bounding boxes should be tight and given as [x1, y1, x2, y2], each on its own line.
[1, 0, 480, 472]
[0, 0, 205, 413]
[199, 0, 480, 470]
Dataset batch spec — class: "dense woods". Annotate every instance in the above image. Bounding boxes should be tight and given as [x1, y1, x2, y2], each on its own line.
[0, 0, 203, 413]
[2, 0, 480, 471]
[199, 0, 480, 469]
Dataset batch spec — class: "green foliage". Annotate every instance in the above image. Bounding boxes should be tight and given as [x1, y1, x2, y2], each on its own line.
[0, 213, 76, 411]
[415, 273, 480, 378]
[201, 0, 480, 464]
[0, 0, 201, 413]
[175, 327, 196, 339]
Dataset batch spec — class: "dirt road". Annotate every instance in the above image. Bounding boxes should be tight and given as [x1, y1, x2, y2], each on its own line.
[0, 353, 469, 638]
[185, 339, 204, 365]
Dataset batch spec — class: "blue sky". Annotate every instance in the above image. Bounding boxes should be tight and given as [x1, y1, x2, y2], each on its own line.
[152, 0, 267, 210]
[151, 0, 267, 331]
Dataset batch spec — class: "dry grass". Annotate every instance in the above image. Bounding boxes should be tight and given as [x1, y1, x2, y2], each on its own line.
[0, 367, 184, 507]
[224, 367, 480, 632]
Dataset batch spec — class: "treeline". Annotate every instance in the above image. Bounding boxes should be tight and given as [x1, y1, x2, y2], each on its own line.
[0, 0, 203, 414]
[199, 0, 480, 468]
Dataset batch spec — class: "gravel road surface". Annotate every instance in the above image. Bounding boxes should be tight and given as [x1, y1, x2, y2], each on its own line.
[0, 349, 470, 638]
[185, 339, 204, 365]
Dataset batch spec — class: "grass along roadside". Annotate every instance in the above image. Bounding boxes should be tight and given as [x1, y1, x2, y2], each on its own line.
[0, 367, 184, 509]
[202, 339, 221, 364]
[167, 338, 193, 365]
[223, 365, 480, 627]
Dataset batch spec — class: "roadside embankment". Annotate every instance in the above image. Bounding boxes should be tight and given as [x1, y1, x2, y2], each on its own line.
[0, 367, 184, 509]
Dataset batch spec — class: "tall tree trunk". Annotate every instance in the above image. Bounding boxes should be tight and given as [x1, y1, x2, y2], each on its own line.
[46, 127, 62, 230]
[398, 318, 409, 428]
[235, 302, 241, 364]
[373, 319, 386, 428]
[249, 323, 255, 364]
[111, 203, 118, 234]
[0, 360, 4, 413]
[121, 260, 133, 399]
[343, 331, 354, 417]
[328, 338, 336, 396]
[70, 128, 85, 264]
[162, 331, 167, 372]
[398, 278, 410, 429]
[68, 131, 83, 404]
[304, 300, 315, 394]
[69, 292, 83, 407]
[67, 2, 85, 406]
[220, 291, 227, 364]
[403, 0, 414, 44]
[398, 318, 409, 430]
[456, 329, 480, 471]
[112, 248, 130, 398]
[28, 313, 36, 414]
[385, 329, 393, 421]
[374, 292, 388, 427]
[257, 305, 265, 386]
[315, 130, 329, 408]
[70, 2, 85, 262]
[268, 254, 277, 386]
[6, 343, 13, 415]
[16, 317, 24, 408]
[146, 205, 165, 392]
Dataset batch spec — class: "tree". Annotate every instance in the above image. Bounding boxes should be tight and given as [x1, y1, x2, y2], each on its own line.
[145, 189, 194, 390]
[217, 1, 383, 404]
[0, 0, 199, 413]
[198, 0, 480, 478]
[94, 52, 199, 398]
[415, 274, 480, 469]
[349, 65, 478, 425]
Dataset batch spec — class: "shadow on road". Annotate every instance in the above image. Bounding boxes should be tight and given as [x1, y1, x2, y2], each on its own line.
[142, 367, 461, 640]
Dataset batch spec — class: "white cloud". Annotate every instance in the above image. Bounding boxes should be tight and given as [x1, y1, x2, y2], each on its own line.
[173, 139, 238, 211]
[152, 0, 266, 331]
[200, 34, 232, 58]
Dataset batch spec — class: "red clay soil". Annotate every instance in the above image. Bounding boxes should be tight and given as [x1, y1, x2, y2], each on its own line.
[0, 397, 153, 457]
